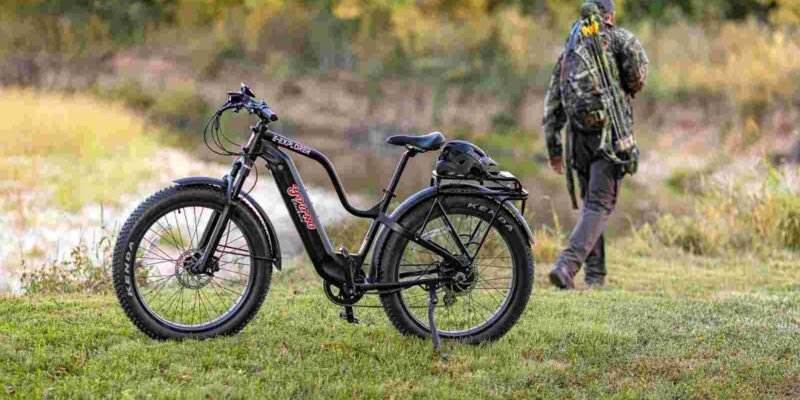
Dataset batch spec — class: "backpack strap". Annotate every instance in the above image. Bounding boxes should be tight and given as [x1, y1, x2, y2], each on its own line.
[562, 21, 584, 211]
[566, 21, 583, 52]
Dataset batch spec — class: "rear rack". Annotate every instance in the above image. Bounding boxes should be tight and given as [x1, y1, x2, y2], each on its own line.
[431, 170, 529, 214]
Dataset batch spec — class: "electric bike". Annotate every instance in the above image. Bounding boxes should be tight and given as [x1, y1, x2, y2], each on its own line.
[112, 84, 535, 348]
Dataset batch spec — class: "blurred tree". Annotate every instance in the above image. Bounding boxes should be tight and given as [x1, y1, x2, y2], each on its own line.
[765, 0, 800, 25]
[28, 0, 174, 41]
[622, 0, 771, 23]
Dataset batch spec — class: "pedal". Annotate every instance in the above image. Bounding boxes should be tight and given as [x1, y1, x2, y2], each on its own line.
[339, 306, 360, 324]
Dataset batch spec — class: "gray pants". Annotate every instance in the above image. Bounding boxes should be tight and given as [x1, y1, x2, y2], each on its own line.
[555, 158, 621, 285]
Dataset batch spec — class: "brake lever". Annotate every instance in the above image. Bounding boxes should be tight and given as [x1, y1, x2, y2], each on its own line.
[222, 91, 276, 121]
[240, 83, 256, 98]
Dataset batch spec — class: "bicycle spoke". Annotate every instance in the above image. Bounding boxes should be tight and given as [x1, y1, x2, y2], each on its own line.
[213, 281, 245, 298]
[213, 275, 247, 286]
[139, 258, 175, 266]
[140, 235, 177, 262]
[218, 267, 250, 276]
[192, 207, 204, 248]
[198, 288, 219, 321]
[138, 275, 174, 289]
[183, 208, 195, 248]
[133, 205, 253, 329]
[155, 220, 187, 253]
[172, 211, 186, 252]
[210, 280, 239, 304]
[163, 286, 185, 320]
[473, 279, 505, 308]
[396, 207, 516, 336]
[140, 275, 174, 298]
[209, 280, 235, 310]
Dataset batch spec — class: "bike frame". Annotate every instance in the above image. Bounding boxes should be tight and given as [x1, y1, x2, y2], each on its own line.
[195, 120, 528, 296]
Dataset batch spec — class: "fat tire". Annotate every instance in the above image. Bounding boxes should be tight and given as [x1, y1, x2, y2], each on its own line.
[112, 185, 272, 339]
[377, 196, 534, 345]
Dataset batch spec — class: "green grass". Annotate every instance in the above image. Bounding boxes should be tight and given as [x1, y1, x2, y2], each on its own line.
[2, 245, 800, 399]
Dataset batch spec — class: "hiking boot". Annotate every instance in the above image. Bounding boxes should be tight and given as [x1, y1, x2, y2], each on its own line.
[584, 276, 605, 289]
[585, 281, 605, 290]
[549, 266, 575, 290]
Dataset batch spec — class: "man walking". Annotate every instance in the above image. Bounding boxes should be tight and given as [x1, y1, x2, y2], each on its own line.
[543, 0, 648, 289]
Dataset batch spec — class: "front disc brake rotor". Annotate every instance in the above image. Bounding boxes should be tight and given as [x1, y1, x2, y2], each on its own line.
[175, 250, 219, 289]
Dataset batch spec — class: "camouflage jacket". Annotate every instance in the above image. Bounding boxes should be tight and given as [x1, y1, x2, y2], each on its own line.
[543, 23, 649, 160]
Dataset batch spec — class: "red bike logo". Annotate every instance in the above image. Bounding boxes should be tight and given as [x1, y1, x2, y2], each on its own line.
[287, 184, 316, 230]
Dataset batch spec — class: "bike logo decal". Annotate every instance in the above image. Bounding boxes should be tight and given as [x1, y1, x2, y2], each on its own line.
[287, 184, 317, 230]
[467, 203, 514, 232]
[124, 242, 135, 297]
[272, 134, 312, 155]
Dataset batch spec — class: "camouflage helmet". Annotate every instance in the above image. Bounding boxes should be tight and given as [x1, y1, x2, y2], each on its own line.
[589, 0, 615, 15]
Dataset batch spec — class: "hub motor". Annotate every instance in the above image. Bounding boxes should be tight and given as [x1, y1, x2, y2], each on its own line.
[441, 254, 478, 294]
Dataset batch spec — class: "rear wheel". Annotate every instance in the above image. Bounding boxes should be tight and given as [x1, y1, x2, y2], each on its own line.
[112, 186, 272, 339]
[378, 195, 534, 344]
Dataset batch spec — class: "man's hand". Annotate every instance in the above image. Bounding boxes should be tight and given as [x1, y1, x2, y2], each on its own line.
[550, 156, 565, 175]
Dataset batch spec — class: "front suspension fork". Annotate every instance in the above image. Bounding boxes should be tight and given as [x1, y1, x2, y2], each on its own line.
[191, 159, 252, 274]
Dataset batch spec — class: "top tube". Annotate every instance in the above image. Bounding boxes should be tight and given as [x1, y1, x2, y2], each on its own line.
[261, 130, 384, 219]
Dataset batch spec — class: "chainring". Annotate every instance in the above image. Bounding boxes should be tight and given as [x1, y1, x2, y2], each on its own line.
[323, 281, 363, 305]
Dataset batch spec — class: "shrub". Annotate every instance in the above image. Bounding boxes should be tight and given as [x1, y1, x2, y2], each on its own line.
[531, 203, 565, 264]
[777, 197, 800, 249]
[21, 233, 114, 295]
[642, 20, 800, 116]
[151, 84, 209, 132]
[327, 217, 372, 254]
[532, 226, 563, 264]
[95, 79, 156, 110]
[653, 214, 718, 255]
[666, 168, 702, 194]
[760, 192, 800, 250]
[649, 167, 800, 255]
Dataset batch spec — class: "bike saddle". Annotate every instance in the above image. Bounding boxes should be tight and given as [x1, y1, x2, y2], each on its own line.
[386, 132, 446, 152]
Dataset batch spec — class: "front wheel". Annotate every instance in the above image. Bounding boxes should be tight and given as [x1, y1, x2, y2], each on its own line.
[112, 185, 272, 339]
[377, 195, 534, 344]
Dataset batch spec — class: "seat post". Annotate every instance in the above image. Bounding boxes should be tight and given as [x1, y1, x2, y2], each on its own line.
[379, 150, 416, 213]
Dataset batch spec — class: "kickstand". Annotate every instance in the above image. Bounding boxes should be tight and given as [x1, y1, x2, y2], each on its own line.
[427, 285, 440, 352]
[339, 306, 359, 324]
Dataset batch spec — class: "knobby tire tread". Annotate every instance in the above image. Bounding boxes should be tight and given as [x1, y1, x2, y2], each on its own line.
[112, 185, 271, 340]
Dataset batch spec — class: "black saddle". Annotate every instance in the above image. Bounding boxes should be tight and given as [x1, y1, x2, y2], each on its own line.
[386, 132, 446, 152]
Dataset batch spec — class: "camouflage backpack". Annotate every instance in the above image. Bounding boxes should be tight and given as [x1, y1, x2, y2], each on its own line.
[559, 21, 622, 134]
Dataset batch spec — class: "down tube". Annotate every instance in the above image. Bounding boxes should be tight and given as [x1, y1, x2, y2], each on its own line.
[259, 150, 348, 284]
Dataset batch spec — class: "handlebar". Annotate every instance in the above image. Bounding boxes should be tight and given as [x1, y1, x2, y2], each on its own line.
[225, 83, 279, 123]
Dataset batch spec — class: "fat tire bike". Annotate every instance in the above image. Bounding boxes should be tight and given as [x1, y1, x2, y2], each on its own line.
[112, 84, 535, 349]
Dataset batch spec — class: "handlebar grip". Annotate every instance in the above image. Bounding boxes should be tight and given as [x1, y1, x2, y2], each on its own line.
[259, 105, 279, 122]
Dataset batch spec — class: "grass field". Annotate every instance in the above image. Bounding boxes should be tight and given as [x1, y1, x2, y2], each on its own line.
[0, 88, 167, 212]
[2, 243, 799, 399]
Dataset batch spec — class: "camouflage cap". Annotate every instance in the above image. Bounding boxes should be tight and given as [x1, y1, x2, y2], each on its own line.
[589, 0, 615, 14]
